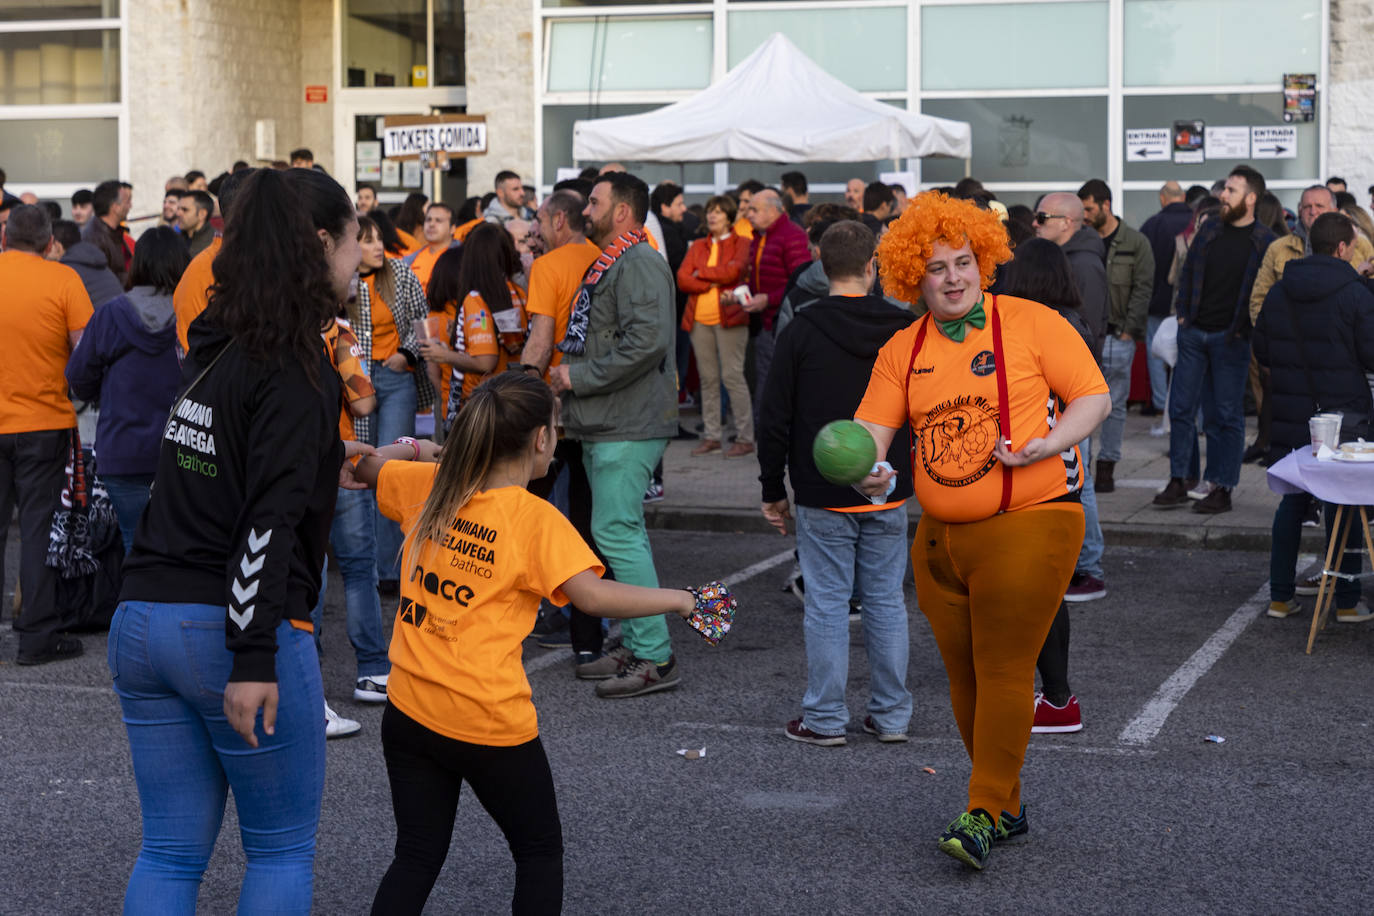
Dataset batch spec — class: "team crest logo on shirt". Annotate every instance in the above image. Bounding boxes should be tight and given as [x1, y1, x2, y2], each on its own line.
[916, 395, 1001, 487]
[969, 350, 996, 377]
[399, 597, 427, 627]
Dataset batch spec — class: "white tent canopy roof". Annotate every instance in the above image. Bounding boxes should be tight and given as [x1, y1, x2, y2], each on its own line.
[571, 33, 972, 164]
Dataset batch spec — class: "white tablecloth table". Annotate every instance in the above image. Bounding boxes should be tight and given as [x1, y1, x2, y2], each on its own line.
[1267, 448, 1374, 653]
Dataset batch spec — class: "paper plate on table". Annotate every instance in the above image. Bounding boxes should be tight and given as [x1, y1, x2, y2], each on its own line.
[1334, 442, 1374, 462]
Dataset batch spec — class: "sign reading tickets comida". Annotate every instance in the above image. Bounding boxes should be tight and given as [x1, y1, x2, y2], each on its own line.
[382, 114, 488, 160]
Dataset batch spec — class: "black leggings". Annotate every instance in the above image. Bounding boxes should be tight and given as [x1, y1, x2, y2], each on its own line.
[1035, 601, 1072, 706]
[372, 704, 564, 916]
[528, 438, 613, 654]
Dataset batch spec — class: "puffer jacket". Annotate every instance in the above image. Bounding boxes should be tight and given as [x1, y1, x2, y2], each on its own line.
[748, 217, 811, 331]
[1253, 254, 1374, 449]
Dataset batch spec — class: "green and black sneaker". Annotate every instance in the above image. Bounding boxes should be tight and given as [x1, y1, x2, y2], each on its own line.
[937, 809, 996, 870]
[994, 804, 1029, 844]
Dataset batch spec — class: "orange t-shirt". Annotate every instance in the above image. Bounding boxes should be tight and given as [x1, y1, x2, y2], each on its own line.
[855, 295, 1107, 524]
[734, 216, 754, 241]
[364, 273, 400, 363]
[396, 228, 421, 254]
[0, 251, 93, 434]
[453, 218, 482, 242]
[460, 282, 527, 400]
[694, 239, 723, 326]
[173, 236, 221, 355]
[377, 461, 602, 745]
[408, 245, 446, 293]
[525, 239, 600, 370]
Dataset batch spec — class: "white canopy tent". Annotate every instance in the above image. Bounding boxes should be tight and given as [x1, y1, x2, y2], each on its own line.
[571, 33, 971, 166]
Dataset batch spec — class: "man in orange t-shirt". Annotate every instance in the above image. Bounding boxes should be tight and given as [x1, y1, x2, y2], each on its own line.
[0, 206, 94, 665]
[401, 202, 460, 293]
[519, 189, 600, 377]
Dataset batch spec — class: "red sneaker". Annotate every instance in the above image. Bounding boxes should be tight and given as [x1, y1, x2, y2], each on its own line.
[1031, 693, 1082, 733]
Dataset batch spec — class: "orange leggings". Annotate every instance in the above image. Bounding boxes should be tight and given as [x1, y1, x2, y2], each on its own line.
[912, 503, 1083, 817]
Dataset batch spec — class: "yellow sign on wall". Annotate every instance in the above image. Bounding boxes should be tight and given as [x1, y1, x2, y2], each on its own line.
[411, 66, 429, 87]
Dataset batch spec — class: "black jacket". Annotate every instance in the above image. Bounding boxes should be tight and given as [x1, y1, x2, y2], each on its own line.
[1061, 227, 1109, 359]
[1253, 255, 1374, 449]
[757, 295, 915, 509]
[1139, 201, 1193, 316]
[120, 321, 343, 683]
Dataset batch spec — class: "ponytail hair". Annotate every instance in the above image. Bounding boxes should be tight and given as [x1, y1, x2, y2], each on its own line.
[405, 372, 555, 567]
[205, 167, 355, 379]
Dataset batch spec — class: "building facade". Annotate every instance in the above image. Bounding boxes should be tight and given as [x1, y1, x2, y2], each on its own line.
[1, 0, 1369, 227]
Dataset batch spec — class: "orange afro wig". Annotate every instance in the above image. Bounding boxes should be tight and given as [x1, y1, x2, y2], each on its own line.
[877, 191, 1012, 305]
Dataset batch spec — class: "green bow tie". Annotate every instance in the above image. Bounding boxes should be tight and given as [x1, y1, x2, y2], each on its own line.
[935, 297, 986, 342]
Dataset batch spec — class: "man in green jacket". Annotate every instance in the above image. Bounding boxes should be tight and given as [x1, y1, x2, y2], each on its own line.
[550, 172, 681, 698]
[1079, 179, 1154, 493]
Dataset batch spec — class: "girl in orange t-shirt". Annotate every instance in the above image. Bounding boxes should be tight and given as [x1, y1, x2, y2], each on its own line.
[418, 223, 527, 432]
[352, 373, 719, 915]
[853, 193, 1109, 872]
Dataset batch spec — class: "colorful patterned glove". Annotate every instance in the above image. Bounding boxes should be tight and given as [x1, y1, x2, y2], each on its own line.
[682, 581, 737, 646]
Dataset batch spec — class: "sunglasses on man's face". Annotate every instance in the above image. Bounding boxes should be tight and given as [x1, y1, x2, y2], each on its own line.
[1034, 212, 1070, 225]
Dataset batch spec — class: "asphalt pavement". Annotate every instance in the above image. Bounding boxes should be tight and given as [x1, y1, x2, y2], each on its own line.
[3, 527, 1373, 914]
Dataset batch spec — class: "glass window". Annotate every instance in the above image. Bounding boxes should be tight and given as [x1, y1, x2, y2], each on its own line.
[1123, 94, 1318, 183]
[728, 8, 906, 93]
[922, 2, 1107, 91]
[0, 29, 119, 104]
[921, 96, 1108, 183]
[433, 0, 464, 87]
[547, 17, 710, 93]
[343, 0, 426, 88]
[0, 117, 116, 182]
[1124, 0, 1320, 87]
[543, 104, 715, 187]
[0, 1, 118, 20]
[544, 0, 688, 6]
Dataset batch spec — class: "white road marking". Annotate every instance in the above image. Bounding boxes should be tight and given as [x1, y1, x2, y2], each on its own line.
[669, 721, 1156, 756]
[0, 681, 116, 696]
[1117, 579, 1269, 746]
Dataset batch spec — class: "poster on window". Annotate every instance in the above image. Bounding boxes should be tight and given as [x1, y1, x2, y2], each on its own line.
[1173, 120, 1205, 164]
[1283, 74, 1316, 123]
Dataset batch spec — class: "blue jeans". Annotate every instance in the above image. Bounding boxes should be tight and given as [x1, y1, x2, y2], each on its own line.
[1145, 315, 1169, 411]
[1168, 325, 1250, 488]
[794, 503, 912, 736]
[103, 473, 154, 554]
[1270, 492, 1361, 607]
[310, 487, 390, 679]
[1098, 336, 1135, 463]
[1075, 437, 1104, 580]
[108, 601, 324, 915]
[370, 361, 417, 581]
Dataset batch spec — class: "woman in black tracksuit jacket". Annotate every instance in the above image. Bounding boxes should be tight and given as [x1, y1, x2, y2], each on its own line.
[109, 167, 362, 915]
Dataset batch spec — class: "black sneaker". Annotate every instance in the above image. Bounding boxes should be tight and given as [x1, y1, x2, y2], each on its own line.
[1242, 442, 1268, 464]
[848, 598, 862, 624]
[938, 809, 996, 870]
[17, 636, 84, 666]
[1192, 486, 1232, 514]
[1152, 477, 1190, 508]
[530, 609, 571, 648]
[994, 804, 1030, 844]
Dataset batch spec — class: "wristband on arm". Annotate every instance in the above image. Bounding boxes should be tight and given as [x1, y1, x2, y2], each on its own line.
[394, 436, 420, 460]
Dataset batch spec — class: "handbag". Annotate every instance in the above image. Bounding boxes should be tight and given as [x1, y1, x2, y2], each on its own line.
[1151, 317, 1179, 368]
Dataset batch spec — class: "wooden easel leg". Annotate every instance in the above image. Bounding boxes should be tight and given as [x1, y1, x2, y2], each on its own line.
[1308, 504, 1345, 654]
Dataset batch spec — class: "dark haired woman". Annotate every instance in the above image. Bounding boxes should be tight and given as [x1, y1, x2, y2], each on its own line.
[394, 191, 428, 249]
[417, 222, 527, 429]
[67, 226, 190, 552]
[367, 207, 410, 257]
[353, 214, 433, 589]
[352, 372, 714, 915]
[110, 167, 364, 914]
[422, 245, 465, 424]
[996, 237, 1097, 736]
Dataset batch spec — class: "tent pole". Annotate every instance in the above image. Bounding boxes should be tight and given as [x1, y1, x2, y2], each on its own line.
[964, 158, 972, 179]
[679, 162, 685, 187]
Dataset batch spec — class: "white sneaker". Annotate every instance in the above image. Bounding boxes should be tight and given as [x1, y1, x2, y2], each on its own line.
[1150, 422, 1167, 438]
[1186, 480, 1215, 500]
[354, 673, 389, 703]
[325, 703, 361, 739]
[1337, 601, 1374, 624]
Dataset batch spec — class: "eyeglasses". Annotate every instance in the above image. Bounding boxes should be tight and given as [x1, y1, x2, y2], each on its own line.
[1034, 212, 1070, 225]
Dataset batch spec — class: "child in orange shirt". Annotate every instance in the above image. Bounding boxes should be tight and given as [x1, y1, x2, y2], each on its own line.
[353, 372, 728, 915]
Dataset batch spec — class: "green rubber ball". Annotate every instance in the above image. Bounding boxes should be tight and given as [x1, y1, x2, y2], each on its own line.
[812, 420, 878, 486]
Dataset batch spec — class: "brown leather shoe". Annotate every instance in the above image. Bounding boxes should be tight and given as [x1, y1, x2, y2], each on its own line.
[691, 439, 722, 457]
[725, 442, 755, 459]
[1152, 477, 1190, 508]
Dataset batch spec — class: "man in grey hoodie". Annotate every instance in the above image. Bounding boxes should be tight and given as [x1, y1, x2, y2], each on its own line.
[1035, 191, 1110, 604]
[52, 220, 123, 309]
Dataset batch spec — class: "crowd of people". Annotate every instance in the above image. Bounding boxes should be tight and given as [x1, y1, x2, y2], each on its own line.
[2, 150, 1372, 908]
